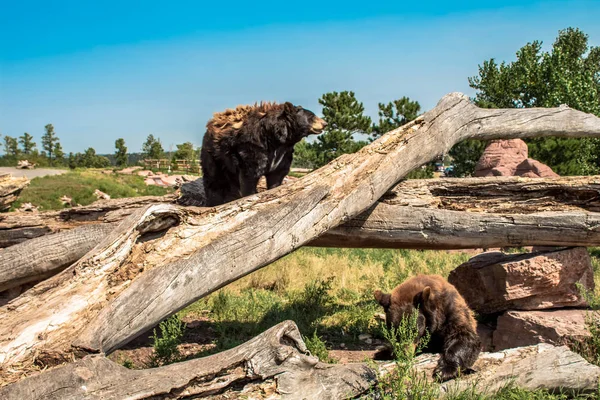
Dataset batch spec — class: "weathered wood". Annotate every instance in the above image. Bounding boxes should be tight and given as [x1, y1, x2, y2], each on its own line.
[0, 194, 176, 247]
[0, 224, 116, 292]
[406, 344, 600, 397]
[0, 174, 29, 212]
[2, 93, 600, 378]
[2, 175, 599, 294]
[0, 321, 375, 399]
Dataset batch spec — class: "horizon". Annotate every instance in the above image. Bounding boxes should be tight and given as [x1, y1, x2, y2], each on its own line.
[1, 1, 599, 154]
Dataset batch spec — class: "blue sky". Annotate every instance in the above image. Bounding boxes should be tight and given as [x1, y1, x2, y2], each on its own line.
[1, 1, 599, 154]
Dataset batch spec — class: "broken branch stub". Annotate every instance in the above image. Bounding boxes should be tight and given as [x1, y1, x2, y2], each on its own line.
[2, 93, 600, 375]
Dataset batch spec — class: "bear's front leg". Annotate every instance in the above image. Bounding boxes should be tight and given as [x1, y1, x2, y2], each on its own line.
[434, 333, 480, 382]
[239, 173, 261, 197]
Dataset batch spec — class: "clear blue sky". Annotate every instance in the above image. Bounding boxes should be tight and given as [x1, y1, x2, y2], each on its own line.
[1, 0, 599, 154]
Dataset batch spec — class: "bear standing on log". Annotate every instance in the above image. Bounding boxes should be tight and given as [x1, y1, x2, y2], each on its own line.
[374, 274, 481, 381]
[201, 102, 327, 206]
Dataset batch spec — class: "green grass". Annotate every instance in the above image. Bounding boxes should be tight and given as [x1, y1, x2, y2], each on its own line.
[178, 246, 600, 399]
[11, 170, 172, 211]
[180, 248, 472, 357]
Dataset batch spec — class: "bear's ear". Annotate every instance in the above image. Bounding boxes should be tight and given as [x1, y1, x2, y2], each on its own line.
[283, 102, 295, 113]
[422, 286, 432, 302]
[414, 286, 433, 308]
[374, 290, 391, 308]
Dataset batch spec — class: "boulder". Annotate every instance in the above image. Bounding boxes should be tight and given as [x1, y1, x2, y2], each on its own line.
[448, 247, 594, 314]
[493, 309, 593, 350]
[515, 159, 559, 178]
[474, 139, 528, 177]
[474, 139, 558, 178]
[407, 344, 600, 396]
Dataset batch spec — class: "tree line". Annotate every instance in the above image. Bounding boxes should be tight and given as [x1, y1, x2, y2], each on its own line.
[295, 28, 600, 177]
[2, 28, 597, 176]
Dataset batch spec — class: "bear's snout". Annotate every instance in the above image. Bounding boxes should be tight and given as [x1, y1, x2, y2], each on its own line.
[310, 118, 327, 133]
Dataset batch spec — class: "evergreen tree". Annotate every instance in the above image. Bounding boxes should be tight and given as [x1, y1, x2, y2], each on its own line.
[3, 136, 19, 157]
[54, 142, 65, 165]
[312, 91, 371, 167]
[292, 139, 318, 169]
[42, 124, 61, 165]
[142, 134, 165, 160]
[372, 97, 421, 138]
[68, 152, 76, 169]
[19, 133, 37, 155]
[454, 27, 600, 176]
[172, 142, 195, 161]
[115, 138, 128, 167]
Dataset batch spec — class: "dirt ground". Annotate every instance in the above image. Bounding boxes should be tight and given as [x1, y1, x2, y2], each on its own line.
[0, 167, 68, 179]
[108, 315, 385, 368]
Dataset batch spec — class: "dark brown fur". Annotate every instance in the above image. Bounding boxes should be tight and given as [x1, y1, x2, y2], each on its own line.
[374, 274, 481, 381]
[201, 102, 326, 206]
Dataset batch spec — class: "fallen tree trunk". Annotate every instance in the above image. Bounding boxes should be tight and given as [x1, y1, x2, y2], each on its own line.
[2, 93, 600, 380]
[0, 194, 175, 248]
[0, 320, 375, 399]
[2, 176, 599, 294]
[0, 173, 29, 212]
[0, 224, 116, 295]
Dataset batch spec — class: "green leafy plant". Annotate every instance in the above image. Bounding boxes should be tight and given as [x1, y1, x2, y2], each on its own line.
[148, 314, 186, 367]
[303, 330, 336, 364]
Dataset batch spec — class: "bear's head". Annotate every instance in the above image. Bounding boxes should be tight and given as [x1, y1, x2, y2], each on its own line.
[270, 102, 327, 143]
[374, 287, 431, 339]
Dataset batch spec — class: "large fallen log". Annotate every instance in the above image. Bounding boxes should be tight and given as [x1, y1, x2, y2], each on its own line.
[409, 343, 600, 397]
[0, 224, 116, 299]
[2, 175, 599, 295]
[0, 321, 375, 399]
[0, 194, 175, 247]
[2, 93, 600, 381]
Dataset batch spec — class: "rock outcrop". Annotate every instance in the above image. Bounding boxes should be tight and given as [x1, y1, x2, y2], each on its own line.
[448, 247, 594, 314]
[474, 139, 559, 178]
[493, 309, 593, 350]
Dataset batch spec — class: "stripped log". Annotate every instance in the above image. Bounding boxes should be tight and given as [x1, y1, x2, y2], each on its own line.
[2, 93, 600, 382]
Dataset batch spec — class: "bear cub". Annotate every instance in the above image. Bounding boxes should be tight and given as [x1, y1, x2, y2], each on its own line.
[374, 274, 481, 381]
[201, 101, 326, 206]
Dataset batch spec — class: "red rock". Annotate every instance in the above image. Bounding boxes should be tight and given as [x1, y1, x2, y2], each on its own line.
[493, 309, 593, 350]
[474, 139, 558, 178]
[448, 247, 594, 314]
[515, 159, 559, 178]
[474, 139, 528, 177]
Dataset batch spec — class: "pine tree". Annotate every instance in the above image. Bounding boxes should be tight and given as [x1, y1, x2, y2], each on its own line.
[54, 143, 65, 165]
[142, 134, 164, 160]
[42, 124, 61, 165]
[372, 97, 421, 138]
[312, 91, 371, 167]
[3, 136, 19, 157]
[115, 138, 128, 167]
[19, 133, 37, 154]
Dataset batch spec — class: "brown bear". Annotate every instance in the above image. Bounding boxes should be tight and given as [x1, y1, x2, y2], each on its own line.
[200, 101, 327, 206]
[374, 274, 481, 381]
